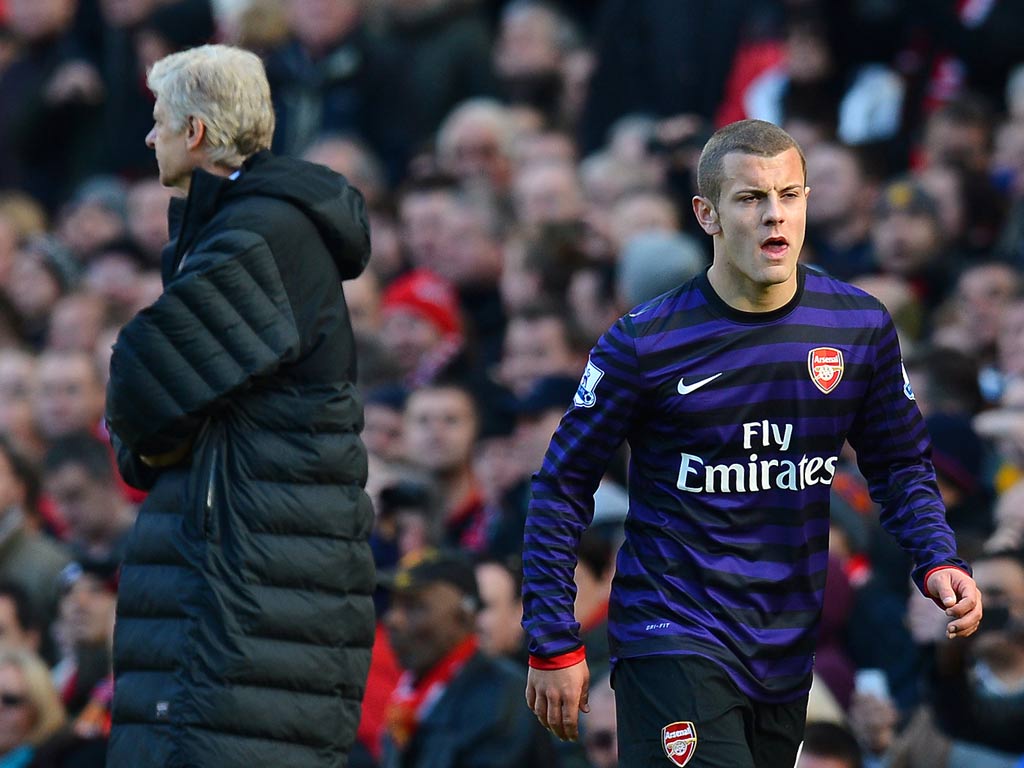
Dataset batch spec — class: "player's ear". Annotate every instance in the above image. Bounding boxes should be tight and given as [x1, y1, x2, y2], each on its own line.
[186, 116, 206, 151]
[692, 195, 721, 236]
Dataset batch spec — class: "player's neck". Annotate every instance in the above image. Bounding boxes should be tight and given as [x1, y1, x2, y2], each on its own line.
[707, 264, 798, 313]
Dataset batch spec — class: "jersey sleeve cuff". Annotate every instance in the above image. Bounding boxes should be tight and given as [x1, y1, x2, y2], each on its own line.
[922, 565, 971, 598]
[529, 646, 586, 670]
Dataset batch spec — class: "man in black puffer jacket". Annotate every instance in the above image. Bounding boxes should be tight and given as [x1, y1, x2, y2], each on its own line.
[104, 44, 375, 768]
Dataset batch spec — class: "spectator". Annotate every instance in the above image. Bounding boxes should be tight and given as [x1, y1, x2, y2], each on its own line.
[437, 99, 517, 197]
[870, 178, 953, 311]
[497, 303, 586, 398]
[473, 554, 525, 661]
[44, 292, 108, 354]
[0, 583, 40, 653]
[42, 432, 135, 560]
[0, 648, 67, 767]
[380, 270, 465, 387]
[804, 141, 879, 280]
[0, 438, 69, 638]
[51, 557, 117, 723]
[31, 351, 105, 443]
[265, 0, 405, 168]
[0, 350, 42, 460]
[382, 0, 497, 164]
[123, 178, 172, 268]
[380, 549, 557, 767]
[403, 383, 484, 550]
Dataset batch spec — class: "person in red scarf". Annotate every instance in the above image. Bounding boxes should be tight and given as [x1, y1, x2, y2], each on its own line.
[379, 549, 557, 768]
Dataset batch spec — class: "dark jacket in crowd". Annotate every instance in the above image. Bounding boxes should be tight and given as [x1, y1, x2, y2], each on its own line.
[379, 652, 558, 768]
[104, 151, 376, 768]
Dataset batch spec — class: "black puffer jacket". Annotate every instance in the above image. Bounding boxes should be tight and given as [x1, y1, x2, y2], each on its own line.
[105, 152, 375, 768]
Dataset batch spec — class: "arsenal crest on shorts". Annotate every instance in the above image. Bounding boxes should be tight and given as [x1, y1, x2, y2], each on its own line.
[808, 346, 844, 394]
[661, 721, 697, 766]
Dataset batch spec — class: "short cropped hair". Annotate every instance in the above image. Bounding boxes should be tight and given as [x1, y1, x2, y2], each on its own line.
[697, 119, 806, 206]
[147, 44, 275, 167]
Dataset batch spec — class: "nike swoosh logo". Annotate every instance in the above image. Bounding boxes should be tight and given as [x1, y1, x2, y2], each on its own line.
[677, 372, 723, 395]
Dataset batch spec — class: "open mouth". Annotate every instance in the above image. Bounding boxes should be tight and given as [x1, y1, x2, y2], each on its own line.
[761, 236, 789, 255]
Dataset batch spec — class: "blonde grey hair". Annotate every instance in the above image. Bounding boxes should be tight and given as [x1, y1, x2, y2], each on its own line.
[437, 98, 517, 160]
[147, 44, 275, 167]
[0, 648, 66, 746]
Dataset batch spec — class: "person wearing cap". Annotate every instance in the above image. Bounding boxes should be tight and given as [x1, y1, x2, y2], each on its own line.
[380, 549, 557, 768]
[104, 45, 374, 767]
[521, 120, 981, 768]
[870, 177, 953, 310]
[380, 270, 466, 388]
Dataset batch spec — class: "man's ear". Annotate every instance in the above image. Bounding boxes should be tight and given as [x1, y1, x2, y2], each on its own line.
[185, 116, 206, 151]
[692, 195, 721, 236]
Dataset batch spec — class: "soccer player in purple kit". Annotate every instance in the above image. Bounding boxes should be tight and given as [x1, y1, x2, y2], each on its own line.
[521, 119, 983, 768]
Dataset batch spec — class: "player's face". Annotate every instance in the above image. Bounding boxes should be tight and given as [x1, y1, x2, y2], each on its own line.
[145, 98, 194, 194]
[699, 148, 808, 307]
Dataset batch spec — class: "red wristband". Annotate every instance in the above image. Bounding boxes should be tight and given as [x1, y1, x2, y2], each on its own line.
[529, 645, 587, 670]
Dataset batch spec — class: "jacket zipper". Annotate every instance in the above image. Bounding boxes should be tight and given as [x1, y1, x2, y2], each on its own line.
[204, 448, 217, 538]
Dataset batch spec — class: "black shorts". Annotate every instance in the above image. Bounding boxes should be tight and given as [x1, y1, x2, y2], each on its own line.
[612, 655, 808, 768]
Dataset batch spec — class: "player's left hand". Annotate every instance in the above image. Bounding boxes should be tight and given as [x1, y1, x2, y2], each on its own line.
[926, 567, 983, 639]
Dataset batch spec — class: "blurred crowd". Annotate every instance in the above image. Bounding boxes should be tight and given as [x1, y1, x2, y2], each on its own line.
[1, 0, 1024, 765]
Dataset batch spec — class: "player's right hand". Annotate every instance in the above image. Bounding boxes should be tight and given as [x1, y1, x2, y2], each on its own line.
[525, 659, 590, 741]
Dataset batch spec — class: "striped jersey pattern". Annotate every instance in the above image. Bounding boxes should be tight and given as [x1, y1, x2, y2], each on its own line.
[522, 265, 968, 702]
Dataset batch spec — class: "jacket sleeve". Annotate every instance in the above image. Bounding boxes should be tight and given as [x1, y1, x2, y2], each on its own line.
[106, 228, 300, 456]
[846, 306, 970, 595]
[521, 316, 641, 666]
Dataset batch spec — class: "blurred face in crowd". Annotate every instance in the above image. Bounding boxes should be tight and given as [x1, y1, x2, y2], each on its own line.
[924, 115, 990, 172]
[45, 463, 115, 548]
[399, 189, 460, 273]
[514, 162, 584, 229]
[0, 597, 38, 653]
[33, 351, 105, 439]
[287, 0, 361, 52]
[436, 204, 503, 288]
[956, 263, 1020, 348]
[385, 582, 473, 677]
[127, 179, 172, 262]
[98, 0, 152, 26]
[57, 200, 125, 260]
[474, 562, 523, 657]
[440, 113, 513, 193]
[918, 165, 966, 243]
[60, 574, 116, 647]
[379, 309, 443, 377]
[0, 664, 34, 756]
[695, 149, 808, 309]
[871, 208, 942, 277]
[7, 250, 61, 325]
[494, 4, 561, 77]
[83, 254, 142, 318]
[6, 0, 76, 42]
[500, 315, 580, 397]
[404, 387, 477, 474]
[805, 143, 866, 229]
[362, 403, 404, 463]
[610, 192, 679, 249]
[47, 292, 107, 353]
[0, 352, 38, 457]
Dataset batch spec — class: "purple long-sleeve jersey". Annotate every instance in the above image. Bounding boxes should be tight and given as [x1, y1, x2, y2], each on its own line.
[522, 265, 969, 702]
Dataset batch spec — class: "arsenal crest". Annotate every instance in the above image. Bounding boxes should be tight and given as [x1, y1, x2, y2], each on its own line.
[661, 721, 697, 766]
[808, 347, 844, 395]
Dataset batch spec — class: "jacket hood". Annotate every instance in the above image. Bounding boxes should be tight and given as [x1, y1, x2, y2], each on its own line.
[222, 151, 371, 280]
